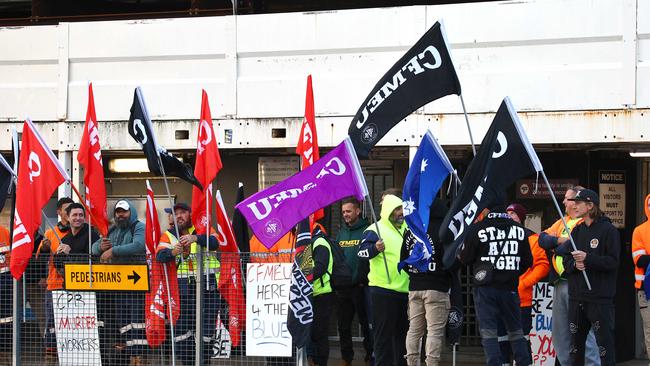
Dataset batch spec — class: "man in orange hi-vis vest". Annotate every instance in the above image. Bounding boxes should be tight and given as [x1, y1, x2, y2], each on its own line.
[632, 193, 650, 359]
[249, 229, 296, 264]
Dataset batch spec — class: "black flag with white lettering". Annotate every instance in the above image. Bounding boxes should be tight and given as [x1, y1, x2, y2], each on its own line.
[128, 87, 202, 189]
[438, 97, 543, 269]
[348, 21, 461, 158]
[287, 218, 314, 348]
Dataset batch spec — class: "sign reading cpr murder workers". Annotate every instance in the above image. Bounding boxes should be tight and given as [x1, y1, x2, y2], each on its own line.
[599, 170, 625, 228]
[530, 282, 555, 365]
[52, 291, 102, 365]
[246, 263, 292, 356]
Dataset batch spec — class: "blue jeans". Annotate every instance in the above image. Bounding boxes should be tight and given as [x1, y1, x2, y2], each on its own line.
[552, 280, 601, 366]
[473, 286, 531, 366]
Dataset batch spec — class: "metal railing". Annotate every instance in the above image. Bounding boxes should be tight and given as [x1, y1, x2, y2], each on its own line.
[1, 251, 481, 366]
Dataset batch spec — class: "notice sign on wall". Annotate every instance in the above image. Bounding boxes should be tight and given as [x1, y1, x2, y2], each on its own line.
[52, 291, 102, 366]
[516, 179, 578, 200]
[246, 263, 292, 357]
[599, 170, 625, 228]
[530, 282, 555, 365]
[258, 156, 299, 190]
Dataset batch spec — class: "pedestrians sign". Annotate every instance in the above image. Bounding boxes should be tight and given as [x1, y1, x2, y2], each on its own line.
[64, 263, 149, 291]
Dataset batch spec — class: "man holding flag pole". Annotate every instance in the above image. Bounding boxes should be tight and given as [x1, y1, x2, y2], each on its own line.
[398, 130, 456, 366]
[143, 180, 179, 365]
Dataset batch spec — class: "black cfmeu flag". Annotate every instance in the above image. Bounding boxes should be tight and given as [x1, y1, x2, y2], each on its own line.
[0, 153, 14, 213]
[128, 87, 202, 190]
[233, 183, 250, 253]
[438, 97, 543, 269]
[348, 21, 461, 158]
[287, 218, 314, 348]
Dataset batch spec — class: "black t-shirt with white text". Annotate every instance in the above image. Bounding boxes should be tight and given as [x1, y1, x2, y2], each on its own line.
[459, 212, 533, 291]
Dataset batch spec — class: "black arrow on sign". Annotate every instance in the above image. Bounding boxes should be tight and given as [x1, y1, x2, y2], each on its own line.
[128, 271, 141, 285]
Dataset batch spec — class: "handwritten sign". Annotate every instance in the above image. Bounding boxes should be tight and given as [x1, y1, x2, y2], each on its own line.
[530, 282, 555, 366]
[246, 263, 292, 356]
[599, 170, 625, 228]
[212, 315, 232, 359]
[52, 291, 102, 366]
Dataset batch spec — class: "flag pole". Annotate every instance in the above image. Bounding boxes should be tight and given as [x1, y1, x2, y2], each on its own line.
[194, 186, 209, 364]
[146, 180, 176, 365]
[156, 157, 184, 267]
[540, 171, 592, 290]
[9, 127, 21, 366]
[161, 264, 176, 365]
[458, 94, 476, 156]
[365, 197, 391, 284]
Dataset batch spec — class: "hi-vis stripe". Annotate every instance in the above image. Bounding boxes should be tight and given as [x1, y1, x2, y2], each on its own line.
[0, 317, 12, 324]
[120, 323, 145, 334]
[636, 274, 645, 281]
[296, 233, 310, 241]
[174, 331, 193, 342]
[634, 249, 647, 258]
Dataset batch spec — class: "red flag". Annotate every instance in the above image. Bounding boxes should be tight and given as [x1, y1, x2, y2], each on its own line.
[144, 180, 180, 348]
[144, 180, 161, 255]
[295, 75, 324, 225]
[10, 119, 69, 280]
[191, 90, 222, 234]
[215, 190, 244, 347]
[77, 83, 109, 236]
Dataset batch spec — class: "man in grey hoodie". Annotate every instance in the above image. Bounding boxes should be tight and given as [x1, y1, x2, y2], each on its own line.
[92, 199, 146, 366]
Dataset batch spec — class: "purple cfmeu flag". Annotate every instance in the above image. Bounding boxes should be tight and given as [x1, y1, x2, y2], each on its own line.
[236, 137, 368, 249]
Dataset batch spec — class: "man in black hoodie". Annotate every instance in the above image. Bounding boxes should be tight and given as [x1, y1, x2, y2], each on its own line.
[400, 199, 450, 366]
[459, 204, 532, 366]
[563, 189, 620, 366]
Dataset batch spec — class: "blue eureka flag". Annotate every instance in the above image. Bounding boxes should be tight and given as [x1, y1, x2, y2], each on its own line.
[399, 130, 455, 272]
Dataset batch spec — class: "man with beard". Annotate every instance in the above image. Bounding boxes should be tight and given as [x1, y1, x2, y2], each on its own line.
[336, 197, 372, 366]
[156, 202, 221, 365]
[358, 194, 409, 366]
[459, 202, 533, 366]
[92, 199, 146, 366]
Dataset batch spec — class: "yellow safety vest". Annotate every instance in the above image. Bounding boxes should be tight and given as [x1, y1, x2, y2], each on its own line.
[312, 237, 333, 297]
[167, 226, 220, 283]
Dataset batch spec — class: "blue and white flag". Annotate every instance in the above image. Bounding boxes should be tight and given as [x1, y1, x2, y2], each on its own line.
[399, 130, 456, 271]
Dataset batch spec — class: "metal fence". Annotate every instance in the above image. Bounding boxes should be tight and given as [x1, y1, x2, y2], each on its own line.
[0, 250, 481, 366]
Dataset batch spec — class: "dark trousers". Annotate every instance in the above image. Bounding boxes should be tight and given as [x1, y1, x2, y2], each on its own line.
[337, 285, 373, 362]
[473, 286, 531, 366]
[0, 273, 12, 352]
[569, 300, 616, 366]
[116, 291, 147, 355]
[312, 292, 334, 366]
[175, 275, 223, 364]
[44, 291, 56, 349]
[497, 305, 533, 364]
[370, 287, 408, 366]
